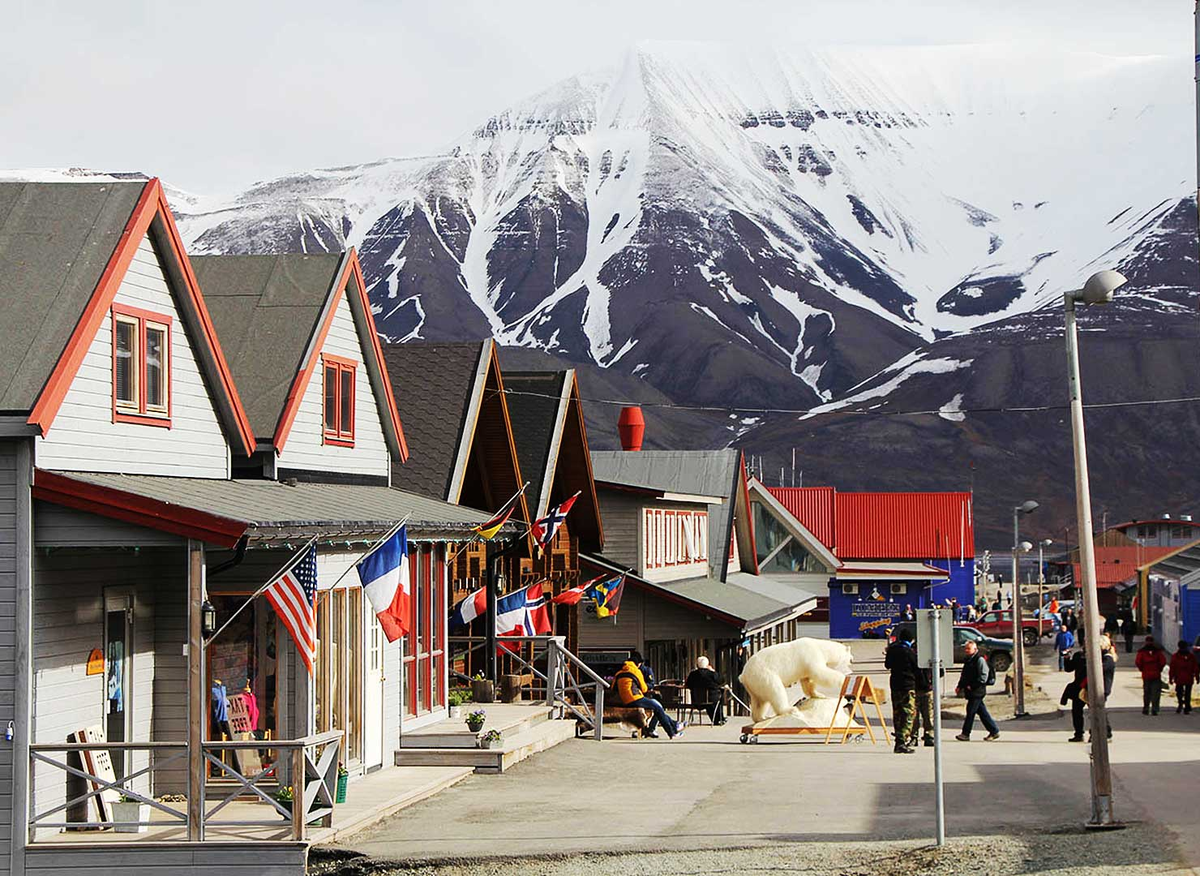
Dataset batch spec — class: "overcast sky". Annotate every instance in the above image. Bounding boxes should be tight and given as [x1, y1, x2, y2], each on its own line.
[1, 0, 1189, 195]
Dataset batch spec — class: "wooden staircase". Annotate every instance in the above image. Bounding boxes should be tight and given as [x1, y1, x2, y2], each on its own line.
[395, 705, 578, 774]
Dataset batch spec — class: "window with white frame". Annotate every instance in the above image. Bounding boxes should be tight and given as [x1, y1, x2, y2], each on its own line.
[112, 306, 171, 423]
[643, 508, 709, 571]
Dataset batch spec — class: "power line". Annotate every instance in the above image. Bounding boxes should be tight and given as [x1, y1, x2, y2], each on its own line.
[492, 387, 1200, 420]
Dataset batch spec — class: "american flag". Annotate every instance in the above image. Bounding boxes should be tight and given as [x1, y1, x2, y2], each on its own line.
[265, 545, 318, 676]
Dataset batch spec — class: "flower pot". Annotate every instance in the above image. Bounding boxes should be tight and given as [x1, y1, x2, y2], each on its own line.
[112, 800, 149, 834]
[466, 721, 485, 733]
[479, 737, 495, 750]
[448, 704, 461, 719]
[335, 773, 348, 804]
[471, 678, 495, 703]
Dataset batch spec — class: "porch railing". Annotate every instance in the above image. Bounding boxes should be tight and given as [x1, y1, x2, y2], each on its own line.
[449, 635, 609, 740]
[28, 730, 343, 843]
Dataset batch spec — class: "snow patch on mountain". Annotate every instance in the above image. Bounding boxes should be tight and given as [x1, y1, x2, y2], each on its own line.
[799, 352, 975, 419]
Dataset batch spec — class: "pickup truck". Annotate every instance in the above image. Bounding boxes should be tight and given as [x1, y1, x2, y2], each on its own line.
[965, 609, 1053, 646]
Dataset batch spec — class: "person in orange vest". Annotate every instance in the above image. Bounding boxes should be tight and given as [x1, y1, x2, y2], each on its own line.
[1169, 640, 1199, 714]
[1135, 635, 1168, 716]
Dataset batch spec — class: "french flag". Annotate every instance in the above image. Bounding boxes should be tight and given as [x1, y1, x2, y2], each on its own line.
[356, 526, 411, 642]
[449, 587, 488, 630]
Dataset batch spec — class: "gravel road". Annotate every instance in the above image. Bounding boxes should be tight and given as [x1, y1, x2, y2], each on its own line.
[311, 821, 1187, 876]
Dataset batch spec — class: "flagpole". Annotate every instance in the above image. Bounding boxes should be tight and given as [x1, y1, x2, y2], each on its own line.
[204, 534, 319, 649]
[321, 513, 413, 593]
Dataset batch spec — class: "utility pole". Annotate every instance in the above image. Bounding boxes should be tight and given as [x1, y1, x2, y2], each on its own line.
[1012, 501, 1038, 719]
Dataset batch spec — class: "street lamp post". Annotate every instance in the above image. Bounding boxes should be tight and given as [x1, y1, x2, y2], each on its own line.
[1038, 539, 1053, 637]
[1066, 268, 1127, 829]
[1011, 503, 1037, 718]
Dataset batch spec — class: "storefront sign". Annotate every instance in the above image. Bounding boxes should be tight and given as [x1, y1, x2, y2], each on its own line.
[850, 593, 901, 633]
[86, 648, 104, 676]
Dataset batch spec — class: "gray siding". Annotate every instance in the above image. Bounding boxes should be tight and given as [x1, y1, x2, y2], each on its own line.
[595, 490, 642, 570]
[25, 842, 306, 876]
[578, 583, 739, 654]
[383, 635, 400, 754]
[276, 289, 390, 478]
[30, 548, 180, 827]
[0, 443, 20, 875]
[35, 234, 230, 479]
[33, 503, 182, 548]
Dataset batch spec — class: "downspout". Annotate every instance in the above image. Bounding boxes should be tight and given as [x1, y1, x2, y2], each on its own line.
[208, 534, 248, 578]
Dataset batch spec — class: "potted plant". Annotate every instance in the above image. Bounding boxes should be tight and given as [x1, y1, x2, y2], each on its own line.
[465, 708, 487, 733]
[470, 672, 495, 704]
[274, 784, 295, 815]
[335, 763, 349, 804]
[478, 729, 502, 750]
[448, 689, 466, 718]
[112, 794, 148, 834]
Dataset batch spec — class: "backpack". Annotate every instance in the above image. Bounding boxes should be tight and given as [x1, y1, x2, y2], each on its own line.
[983, 655, 996, 687]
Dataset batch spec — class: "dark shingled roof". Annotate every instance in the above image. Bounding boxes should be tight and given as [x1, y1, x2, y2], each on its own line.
[192, 254, 342, 439]
[381, 341, 487, 501]
[0, 181, 147, 411]
[503, 371, 570, 517]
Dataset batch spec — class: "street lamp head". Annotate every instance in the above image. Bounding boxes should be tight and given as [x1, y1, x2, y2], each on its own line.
[1041, 538, 1054, 547]
[1016, 500, 1040, 515]
[1018, 540, 1034, 553]
[1077, 270, 1127, 306]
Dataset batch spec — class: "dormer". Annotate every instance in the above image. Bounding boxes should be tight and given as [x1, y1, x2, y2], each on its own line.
[0, 179, 255, 477]
[194, 250, 407, 484]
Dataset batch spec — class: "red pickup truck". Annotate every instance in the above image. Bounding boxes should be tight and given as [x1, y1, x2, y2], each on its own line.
[965, 609, 1049, 646]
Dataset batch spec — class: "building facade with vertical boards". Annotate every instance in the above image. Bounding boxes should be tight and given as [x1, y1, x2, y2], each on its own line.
[584, 439, 819, 685]
[0, 180, 507, 875]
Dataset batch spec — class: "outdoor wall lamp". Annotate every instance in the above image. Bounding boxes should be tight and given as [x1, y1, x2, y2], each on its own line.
[201, 600, 217, 638]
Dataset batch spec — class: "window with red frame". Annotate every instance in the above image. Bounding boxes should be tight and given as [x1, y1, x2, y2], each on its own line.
[112, 305, 171, 425]
[322, 355, 356, 445]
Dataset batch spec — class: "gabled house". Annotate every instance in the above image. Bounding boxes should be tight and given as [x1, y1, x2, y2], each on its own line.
[192, 251, 406, 483]
[503, 370, 604, 647]
[585, 444, 818, 683]
[767, 485, 975, 638]
[0, 181, 506, 875]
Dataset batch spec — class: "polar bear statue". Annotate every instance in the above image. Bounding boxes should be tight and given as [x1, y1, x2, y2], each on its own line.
[739, 638, 854, 724]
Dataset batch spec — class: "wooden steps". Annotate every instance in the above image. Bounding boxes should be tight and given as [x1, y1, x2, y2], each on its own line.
[399, 706, 552, 749]
[394, 716, 577, 774]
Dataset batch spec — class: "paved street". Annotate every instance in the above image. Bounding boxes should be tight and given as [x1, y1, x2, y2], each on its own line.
[323, 653, 1200, 874]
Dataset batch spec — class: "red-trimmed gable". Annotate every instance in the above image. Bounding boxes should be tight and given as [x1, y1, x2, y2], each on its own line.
[767, 486, 974, 561]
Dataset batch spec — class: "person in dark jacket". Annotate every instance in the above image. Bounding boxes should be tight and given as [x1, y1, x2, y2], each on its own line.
[1067, 640, 1115, 741]
[885, 630, 920, 754]
[955, 640, 1000, 741]
[684, 656, 726, 725]
[908, 665, 935, 748]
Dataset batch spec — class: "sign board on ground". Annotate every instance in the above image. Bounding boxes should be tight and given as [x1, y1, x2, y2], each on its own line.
[914, 608, 954, 669]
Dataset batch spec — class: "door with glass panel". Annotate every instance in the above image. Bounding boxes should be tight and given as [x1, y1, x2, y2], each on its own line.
[316, 586, 365, 767]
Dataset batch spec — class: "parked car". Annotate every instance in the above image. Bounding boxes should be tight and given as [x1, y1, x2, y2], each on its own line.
[889, 622, 1013, 673]
[965, 609, 1049, 646]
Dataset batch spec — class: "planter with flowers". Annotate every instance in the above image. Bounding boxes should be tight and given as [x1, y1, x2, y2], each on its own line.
[465, 708, 486, 733]
[112, 794, 149, 834]
[478, 729, 502, 750]
[335, 763, 349, 804]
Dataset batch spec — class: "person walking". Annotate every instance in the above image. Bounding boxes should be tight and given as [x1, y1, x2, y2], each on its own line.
[1054, 625, 1076, 672]
[885, 629, 920, 754]
[1122, 615, 1137, 654]
[1135, 635, 1168, 716]
[614, 650, 685, 739]
[1169, 640, 1199, 714]
[955, 640, 999, 741]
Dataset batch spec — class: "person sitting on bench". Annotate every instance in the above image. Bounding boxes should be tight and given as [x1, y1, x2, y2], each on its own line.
[615, 651, 686, 739]
[685, 656, 726, 725]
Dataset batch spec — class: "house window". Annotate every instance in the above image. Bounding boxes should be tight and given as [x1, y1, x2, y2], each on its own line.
[322, 355, 356, 446]
[112, 306, 170, 425]
[643, 508, 709, 570]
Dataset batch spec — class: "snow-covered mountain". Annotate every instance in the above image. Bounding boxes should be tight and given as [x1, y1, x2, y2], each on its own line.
[171, 42, 1193, 412]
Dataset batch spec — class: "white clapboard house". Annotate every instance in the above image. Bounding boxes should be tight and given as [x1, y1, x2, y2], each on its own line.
[0, 180, 507, 875]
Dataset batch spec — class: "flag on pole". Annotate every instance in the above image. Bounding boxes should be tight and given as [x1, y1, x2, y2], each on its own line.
[592, 575, 625, 618]
[356, 525, 411, 642]
[449, 587, 488, 629]
[495, 581, 552, 651]
[265, 545, 318, 676]
[551, 574, 605, 605]
[531, 492, 580, 549]
[472, 482, 528, 540]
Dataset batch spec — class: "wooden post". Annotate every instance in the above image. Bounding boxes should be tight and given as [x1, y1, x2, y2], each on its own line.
[291, 746, 305, 840]
[187, 540, 205, 841]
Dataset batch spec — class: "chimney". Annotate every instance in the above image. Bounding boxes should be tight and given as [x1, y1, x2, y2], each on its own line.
[617, 406, 645, 451]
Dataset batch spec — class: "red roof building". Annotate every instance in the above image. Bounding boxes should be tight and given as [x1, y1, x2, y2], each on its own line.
[767, 486, 974, 561]
[1072, 545, 1175, 591]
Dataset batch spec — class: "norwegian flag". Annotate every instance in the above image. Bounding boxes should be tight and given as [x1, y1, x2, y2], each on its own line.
[495, 582, 552, 652]
[531, 492, 580, 549]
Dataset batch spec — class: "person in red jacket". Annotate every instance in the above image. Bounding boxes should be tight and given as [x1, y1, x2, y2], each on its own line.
[1135, 635, 1169, 715]
[1169, 640, 1199, 714]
